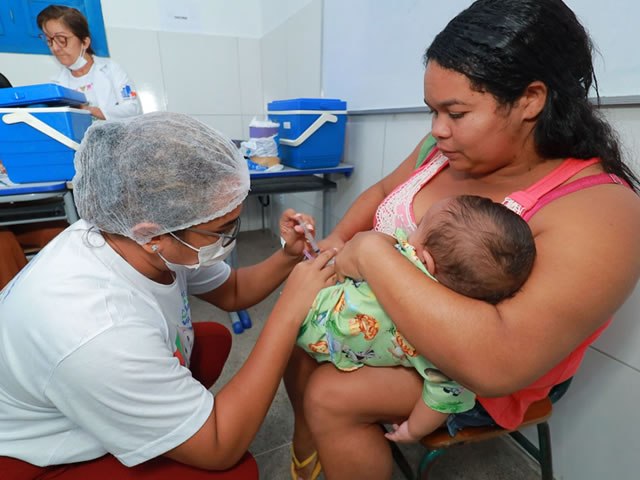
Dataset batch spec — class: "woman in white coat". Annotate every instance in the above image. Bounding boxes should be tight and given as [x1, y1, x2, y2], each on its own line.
[37, 4, 142, 120]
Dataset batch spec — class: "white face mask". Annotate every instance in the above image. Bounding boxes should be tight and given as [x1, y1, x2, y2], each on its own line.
[164, 234, 236, 270]
[67, 46, 88, 71]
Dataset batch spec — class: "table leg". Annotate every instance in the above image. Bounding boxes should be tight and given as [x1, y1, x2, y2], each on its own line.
[226, 245, 252, 333]
[322, 178, 332, 238]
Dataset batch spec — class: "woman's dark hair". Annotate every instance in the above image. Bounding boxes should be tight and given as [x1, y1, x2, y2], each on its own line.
[37, 4, 95, 55]
[425, 0, 639, 191]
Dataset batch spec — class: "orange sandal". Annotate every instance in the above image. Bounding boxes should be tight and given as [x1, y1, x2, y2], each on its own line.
[290, 445, 322, 480]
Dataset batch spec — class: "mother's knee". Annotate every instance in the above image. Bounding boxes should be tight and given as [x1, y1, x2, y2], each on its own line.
[303, 366, 348, 424]
[304, 365, 423, 432]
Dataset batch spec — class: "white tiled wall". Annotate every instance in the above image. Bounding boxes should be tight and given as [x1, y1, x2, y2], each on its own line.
[0, 52, 58, 86]
[106, 28, 167, 113]
[549, 348, 640, 479]
[259, 0, 327, 235]
[238, 38, 265, 131]
[285, 0, 322, 98]
[261, 24, 290, 106]
[261, 0, 322, 105]
[159, 33, 242, 114]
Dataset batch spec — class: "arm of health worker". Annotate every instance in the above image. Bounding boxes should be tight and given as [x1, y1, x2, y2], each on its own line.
[166, 248, 337, 469]
[196, 209, 315, 311]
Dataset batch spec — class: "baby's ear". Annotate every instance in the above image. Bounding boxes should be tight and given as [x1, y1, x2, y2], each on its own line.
[422, 249, 436, 275]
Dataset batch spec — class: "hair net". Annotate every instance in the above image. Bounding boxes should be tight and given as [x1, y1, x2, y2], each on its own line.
[73, 111, 250, 244]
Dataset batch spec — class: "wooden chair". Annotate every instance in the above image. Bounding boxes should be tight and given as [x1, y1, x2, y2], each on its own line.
[389, 378, 573, 480]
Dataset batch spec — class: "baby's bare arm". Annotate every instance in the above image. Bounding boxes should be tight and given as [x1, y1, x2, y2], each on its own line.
[384, 397, 448, 443]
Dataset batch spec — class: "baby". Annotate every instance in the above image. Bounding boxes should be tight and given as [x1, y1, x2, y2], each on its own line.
[297, 195, 536, 442]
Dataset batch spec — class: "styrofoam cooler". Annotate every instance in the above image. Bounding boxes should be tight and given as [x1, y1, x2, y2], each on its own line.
[0, 107, 92, 183]
[267, 98, 347, 169]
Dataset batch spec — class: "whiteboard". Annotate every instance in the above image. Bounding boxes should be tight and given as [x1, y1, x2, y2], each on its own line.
[322, 0, 640, 111]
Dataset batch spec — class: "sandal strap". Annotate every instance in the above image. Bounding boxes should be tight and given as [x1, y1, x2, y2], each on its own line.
[309, 459, 322, 479]
[290, 444, 318, 469]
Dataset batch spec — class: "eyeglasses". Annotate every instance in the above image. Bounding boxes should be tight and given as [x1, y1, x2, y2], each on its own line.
[185, 217, 241, 248]
[38, 33, 74, 48]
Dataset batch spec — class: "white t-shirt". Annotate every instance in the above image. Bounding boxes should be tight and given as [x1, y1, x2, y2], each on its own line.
[0, 220, 230, 467]
[52, 56, 143, 120]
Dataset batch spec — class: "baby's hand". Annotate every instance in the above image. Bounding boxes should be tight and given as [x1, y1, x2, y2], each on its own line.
[384, 422, 420, 444]
[317, 232, 345, 253]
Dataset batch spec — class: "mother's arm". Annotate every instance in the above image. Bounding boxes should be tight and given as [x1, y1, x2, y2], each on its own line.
[336, 185, 640, 397]
[318, 136, 429, 250]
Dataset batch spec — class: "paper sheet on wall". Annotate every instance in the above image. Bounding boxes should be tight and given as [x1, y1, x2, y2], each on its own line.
[159, 0, 203, 33]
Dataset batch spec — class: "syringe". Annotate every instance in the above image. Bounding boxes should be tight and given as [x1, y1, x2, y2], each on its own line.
[296, 217, 320, 258]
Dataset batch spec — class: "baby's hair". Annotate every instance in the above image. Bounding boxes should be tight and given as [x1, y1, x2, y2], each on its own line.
[424, 195, 536, 304]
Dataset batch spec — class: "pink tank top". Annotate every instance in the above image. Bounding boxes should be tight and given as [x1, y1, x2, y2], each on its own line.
[374, 148, 629, 429]
[374, 149, 448, 235]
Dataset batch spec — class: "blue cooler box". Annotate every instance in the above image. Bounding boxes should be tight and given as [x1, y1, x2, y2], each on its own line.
[267, 98, 347, 169]
[0, 83, 87, 108]
[0, 107, 92, 183]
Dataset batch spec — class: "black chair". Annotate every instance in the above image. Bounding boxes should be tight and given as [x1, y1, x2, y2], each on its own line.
[0, 72, 12, 88]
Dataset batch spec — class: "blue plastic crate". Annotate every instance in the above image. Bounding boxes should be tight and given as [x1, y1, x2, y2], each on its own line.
[0, 83, 87, 108]
[0, 107, 92, 183]
[267, 98, 347, 169]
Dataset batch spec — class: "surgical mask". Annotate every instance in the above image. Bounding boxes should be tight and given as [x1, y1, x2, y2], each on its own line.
[155, 253, 183, 274]
[164, 234, 236, 270]
[67, 47, 88, 71]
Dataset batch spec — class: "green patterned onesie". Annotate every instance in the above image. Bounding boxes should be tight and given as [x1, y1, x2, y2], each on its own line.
[297, 230, 475, 414]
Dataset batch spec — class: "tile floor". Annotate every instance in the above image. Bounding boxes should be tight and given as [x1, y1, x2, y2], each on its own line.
[192, 230, 543, 479]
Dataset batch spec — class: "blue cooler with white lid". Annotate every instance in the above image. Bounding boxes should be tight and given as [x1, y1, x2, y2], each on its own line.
[0, 83, 87, 108]
[267, 98, 347, 169]
[0, 107, 92, 183]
